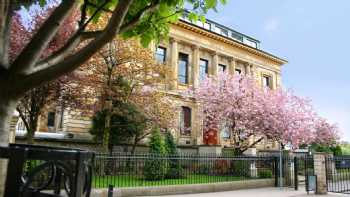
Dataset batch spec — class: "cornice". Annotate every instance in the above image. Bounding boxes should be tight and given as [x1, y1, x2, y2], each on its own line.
[174, 21, 288, 65]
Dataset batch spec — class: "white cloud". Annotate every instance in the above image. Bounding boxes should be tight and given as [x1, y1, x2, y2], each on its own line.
[263, 18, 280, 33]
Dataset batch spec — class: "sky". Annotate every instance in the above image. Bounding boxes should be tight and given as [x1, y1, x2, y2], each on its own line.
[205, 0, 350, 142]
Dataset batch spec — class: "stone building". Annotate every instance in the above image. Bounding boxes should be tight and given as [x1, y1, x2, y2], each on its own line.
[14, 15, 287, 153]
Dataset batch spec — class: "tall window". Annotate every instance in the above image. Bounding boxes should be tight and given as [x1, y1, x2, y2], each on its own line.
[155, 47, 166, 63]
[262, 75, 272, 89]
[218, 64, 226, 73]
[178, 53, 189, 84]
[235, 68, 242, 75]
[47, 112, 55, 127]
[180, 106, 191, 136]
[221, 122, 231, 139]
[199, 59, 209, 81]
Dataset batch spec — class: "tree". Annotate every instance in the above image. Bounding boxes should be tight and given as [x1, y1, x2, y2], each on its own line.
[90, 101, 148, 154]
[164, 132, 183, 179]
[10, 9, 83, 144]
[1, 0, 223, 147]
[192, 73, 339, 154]
[0, 1, 223, 194]
[143, 127, 168, 180]
[81, 37, 176, 152]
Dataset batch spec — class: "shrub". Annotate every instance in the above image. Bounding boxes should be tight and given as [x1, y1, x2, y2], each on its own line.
[164, 132, 184, 179]
[198, 164, 210, 174]
[258, 169, 273, 178]
[230, 160, 250, 177]
[143, 127, 168, 180]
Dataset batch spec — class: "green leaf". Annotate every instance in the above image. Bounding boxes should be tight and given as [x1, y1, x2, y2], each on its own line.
[205, 0, 217, 9]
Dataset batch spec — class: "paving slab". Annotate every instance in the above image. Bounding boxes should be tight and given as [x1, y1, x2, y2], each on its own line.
[147, 187, 347, 197]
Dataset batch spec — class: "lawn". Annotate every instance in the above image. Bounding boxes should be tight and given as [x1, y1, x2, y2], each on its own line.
[93, 174, 246, 188]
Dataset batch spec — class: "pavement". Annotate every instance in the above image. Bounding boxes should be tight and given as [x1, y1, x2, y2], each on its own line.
[147, 187, 347, 197]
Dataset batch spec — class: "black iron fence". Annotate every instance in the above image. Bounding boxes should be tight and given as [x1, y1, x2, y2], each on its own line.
[92, 152, 277, 188]
[326, 156, 350, 194]
[0, 144, 94, 197]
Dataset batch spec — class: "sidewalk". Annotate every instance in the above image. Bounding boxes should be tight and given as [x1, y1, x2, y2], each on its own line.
[147, 187, 346, 197]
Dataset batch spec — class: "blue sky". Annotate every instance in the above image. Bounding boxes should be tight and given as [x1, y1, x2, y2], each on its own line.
[206, 0, 350, 142]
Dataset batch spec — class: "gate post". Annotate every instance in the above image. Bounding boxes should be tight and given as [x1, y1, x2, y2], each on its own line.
[313, 153, 327, 195]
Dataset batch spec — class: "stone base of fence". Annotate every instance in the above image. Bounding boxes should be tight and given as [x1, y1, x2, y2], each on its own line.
[90, 178, 274, 197]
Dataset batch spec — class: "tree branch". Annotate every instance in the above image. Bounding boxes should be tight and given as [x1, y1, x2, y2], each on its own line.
[18, 0, 135, 95]
[32, 0, 110, 74]
[0, 1, 12, 68]
[31, 30, 103, 74]
[9, 0, 78, 74]
[119, 1, 160, 33]
[16, 107, 31, 133]
[240, 137, 265, 153]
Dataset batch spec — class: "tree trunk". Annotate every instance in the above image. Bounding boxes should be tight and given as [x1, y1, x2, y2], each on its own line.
[26, 125, 36, 145]
[0, 98, 16, 197]
[27, 115, 38, 145]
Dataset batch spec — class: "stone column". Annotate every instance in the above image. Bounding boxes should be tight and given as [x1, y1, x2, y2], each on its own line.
[212, 52, 218, 76]
[228, 57, 236, 75]
[275, 71, 281, 89]
[9, 115, 19, 143]
[314, 153, 327, 195]
[170, 38, 178, 89]
[245, 63, 251, 76]
[192, 45, 200, 89]
[250, 64, 256, 77]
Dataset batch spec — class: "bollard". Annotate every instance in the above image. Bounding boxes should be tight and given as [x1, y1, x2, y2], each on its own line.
[108, 185, 113, 197]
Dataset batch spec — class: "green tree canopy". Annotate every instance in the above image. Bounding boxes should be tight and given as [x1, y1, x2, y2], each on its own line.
[89, 101, 148, 150]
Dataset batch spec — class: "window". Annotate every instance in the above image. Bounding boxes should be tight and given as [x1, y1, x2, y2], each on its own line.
[235, 69, 242, 75]
[196, 20, 211, 30]
[262, 75, 272, 88]
[221, 122, 231, 139]
[218, 64, 226, 73]
[244, 39, 258, 48]
[180, 106, 191, 136]
[155, 47, 166, 63]
[199, 59, 209, 81]
[203, 22, 211, 30]
[215, 26, 228, 36]
[221, 29, 228, 36]
[47, 112, 55, 127]
[178, 53, 189, 84]
[231, 32, 243, 42]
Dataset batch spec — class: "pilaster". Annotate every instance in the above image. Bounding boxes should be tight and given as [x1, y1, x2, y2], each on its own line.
[170, 38, 178, 89]
[212, 52, 218, 76]
[229, 57, 237, 75]
[192, 45, 200, 88]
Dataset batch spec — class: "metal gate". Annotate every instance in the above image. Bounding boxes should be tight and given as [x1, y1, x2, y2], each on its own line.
[326, 156, 350, 194]
[294, 155, 314, 191]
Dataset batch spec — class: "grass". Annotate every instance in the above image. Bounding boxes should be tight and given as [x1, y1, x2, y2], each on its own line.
[93, 174, 247, 188]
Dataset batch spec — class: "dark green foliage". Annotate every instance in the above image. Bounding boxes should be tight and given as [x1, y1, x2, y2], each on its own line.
[230, 160, 250, 177]
[143, 127, 168, 180]
[310, 143, 343, 156]
[331, 145, 343, 156]
[89, 101, 148, 150]
[198, 164, 210, 174]
[164, 132, 183, 179]
[258, 169, 272, 178]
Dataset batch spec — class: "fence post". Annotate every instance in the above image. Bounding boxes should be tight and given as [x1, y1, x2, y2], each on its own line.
[294, 157, 298, 190]
[108, 185, 114, 197]
[274, 157, 278, 187]
[313, 153, 327, 195]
